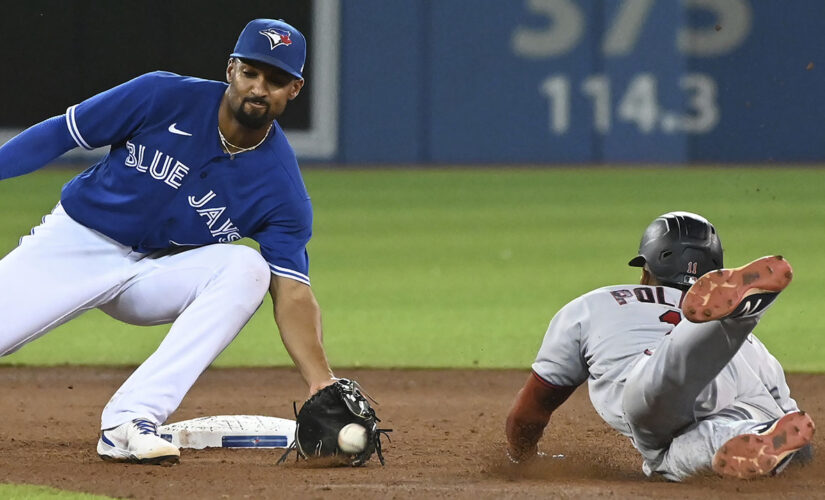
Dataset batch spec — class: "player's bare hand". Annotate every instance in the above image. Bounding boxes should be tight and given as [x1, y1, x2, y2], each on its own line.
[308, 377, 337, 397]
[506, 446, 540, 464]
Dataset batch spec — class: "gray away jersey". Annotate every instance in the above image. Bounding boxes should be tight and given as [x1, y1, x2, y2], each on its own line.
[532, 284, 684, 433]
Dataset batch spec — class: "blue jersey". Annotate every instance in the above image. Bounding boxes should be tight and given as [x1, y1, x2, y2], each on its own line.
[60, 72, 312, 285]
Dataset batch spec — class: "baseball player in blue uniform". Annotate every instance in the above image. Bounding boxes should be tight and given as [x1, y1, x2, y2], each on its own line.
[0, 19, 337, 465]
[506, 212, 815, 480]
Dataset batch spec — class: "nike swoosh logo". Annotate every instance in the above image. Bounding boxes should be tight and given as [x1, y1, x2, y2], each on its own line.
[168, 123, 192, 137]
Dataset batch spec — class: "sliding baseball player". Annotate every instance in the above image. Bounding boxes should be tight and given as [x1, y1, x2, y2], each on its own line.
[506, 212, 814, 480]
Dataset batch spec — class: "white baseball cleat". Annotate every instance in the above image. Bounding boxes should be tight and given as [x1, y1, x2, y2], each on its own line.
[712, 411, 815, 479]
[97, 418, 180, 465]
[682, 255, 793, 323]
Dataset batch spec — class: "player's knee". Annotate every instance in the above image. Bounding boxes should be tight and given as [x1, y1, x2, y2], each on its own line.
[622, 377, 666, 428]
[217, 245, 271, 302]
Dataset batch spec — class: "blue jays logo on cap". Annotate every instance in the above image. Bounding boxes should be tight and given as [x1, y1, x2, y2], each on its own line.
[259, 28, 293, 50]
[231, 19, 306, 79]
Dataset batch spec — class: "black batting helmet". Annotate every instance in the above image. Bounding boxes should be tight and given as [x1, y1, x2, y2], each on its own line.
[628, 211, 723, 289]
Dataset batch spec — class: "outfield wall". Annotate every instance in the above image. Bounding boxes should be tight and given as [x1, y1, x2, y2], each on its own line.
[1, 1, 823, 164]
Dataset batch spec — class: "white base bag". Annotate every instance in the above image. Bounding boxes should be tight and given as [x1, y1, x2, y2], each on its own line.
[158, 415, 296, 449]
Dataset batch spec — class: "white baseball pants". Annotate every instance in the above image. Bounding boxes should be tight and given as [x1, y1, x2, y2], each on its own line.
[0, 204, 271, 429]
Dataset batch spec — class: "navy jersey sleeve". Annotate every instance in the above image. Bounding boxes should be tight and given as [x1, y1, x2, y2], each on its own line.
[65, 72, 171, 150]
[254, 198, 313, 286]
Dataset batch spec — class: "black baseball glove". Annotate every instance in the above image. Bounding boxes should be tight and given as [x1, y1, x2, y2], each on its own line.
[278, 378, 390, 466]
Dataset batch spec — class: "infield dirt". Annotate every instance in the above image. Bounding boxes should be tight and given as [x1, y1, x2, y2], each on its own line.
[0, 366, 823, 499]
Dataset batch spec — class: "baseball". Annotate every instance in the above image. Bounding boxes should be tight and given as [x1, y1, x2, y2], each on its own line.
[337, 423, 368, 454]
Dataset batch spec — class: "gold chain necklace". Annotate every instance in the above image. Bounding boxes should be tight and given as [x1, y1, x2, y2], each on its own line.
[218, 123, 273, 158]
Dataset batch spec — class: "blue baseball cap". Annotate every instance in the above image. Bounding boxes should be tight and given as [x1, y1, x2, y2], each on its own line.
[230, 19, 306, 79]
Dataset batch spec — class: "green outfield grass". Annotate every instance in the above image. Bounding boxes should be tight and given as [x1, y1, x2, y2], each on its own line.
[0, 167, 823, 372]
[0, 484, 112, 499]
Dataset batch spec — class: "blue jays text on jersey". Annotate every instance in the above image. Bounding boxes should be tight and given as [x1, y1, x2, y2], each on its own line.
[57, 71, 312, 285]
[122, 140, 190, 189]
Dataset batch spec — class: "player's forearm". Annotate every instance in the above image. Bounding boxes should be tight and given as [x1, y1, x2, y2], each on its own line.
[271, 278, 335, 392]
[506, 388, 552, 460]
[506, 372, 577, 461]
[0, 116, 78, 180]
